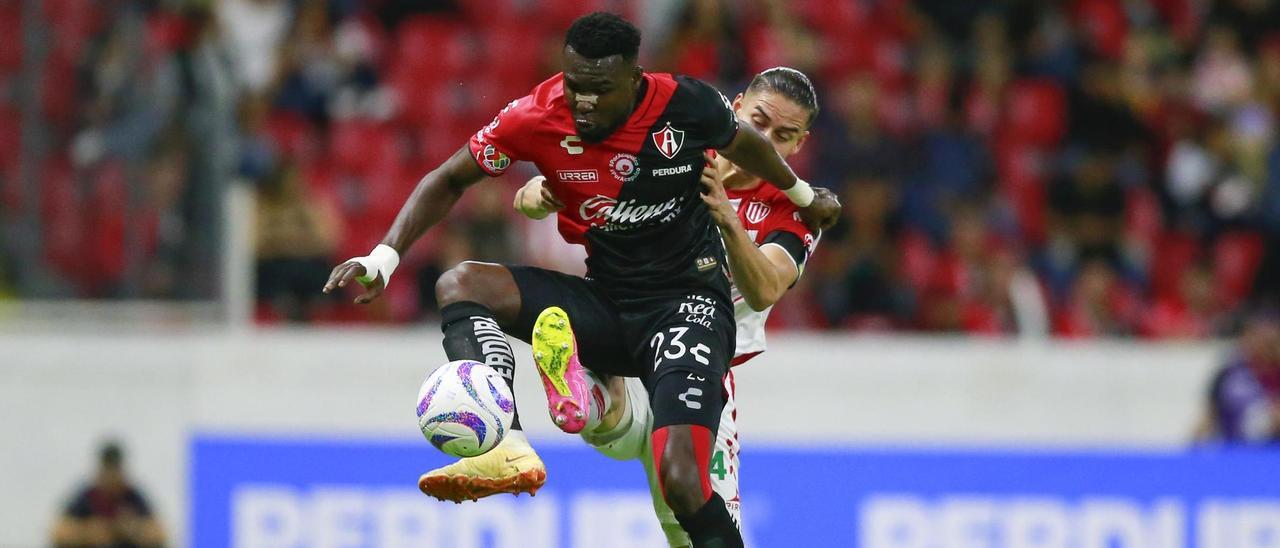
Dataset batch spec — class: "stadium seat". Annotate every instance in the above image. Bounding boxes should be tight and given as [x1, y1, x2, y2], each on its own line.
[0, 2, 20, 74]
[898, 229, 937, 294]
[1072, 0, 1129, 59]
[42, 159, 85, 283]
[1213, 231, 1264, 306]
[1004, 79, 1066, 147]
[1150, 231, 1201, 302]
[264, 112, 318, 162]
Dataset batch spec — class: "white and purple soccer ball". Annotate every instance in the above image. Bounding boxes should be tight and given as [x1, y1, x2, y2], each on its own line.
[416, 360, 515, 457]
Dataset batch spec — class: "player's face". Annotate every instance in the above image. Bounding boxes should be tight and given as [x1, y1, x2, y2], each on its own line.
[562, 46, 643, 143]
[733, 89, 811, 157]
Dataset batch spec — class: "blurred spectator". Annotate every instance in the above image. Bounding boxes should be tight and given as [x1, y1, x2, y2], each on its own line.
[253, 161, 340, 321]
[813, 177, 905, 328]
[1048, 150, 1127, 272]
[1053, 259, 1139, 337]
[51, 441, 165, 548]
[1194, 313, 1280, 444]
[216, 0, 291, 95]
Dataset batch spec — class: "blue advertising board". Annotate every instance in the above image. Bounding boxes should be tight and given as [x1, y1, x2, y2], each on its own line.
[191, 435, 1280, 547]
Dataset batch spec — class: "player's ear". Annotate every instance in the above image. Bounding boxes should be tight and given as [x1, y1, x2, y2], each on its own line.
[732, 93, 745, 111]
[791, 130, 811, 156]
[632, 65, 643, 88]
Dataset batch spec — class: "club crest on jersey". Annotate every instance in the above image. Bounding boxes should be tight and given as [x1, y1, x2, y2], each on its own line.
[744, 201, 771, 224]
[609, 153, 640, 182]
[652, 123, 686, 160]
[481, 145, 510, 173]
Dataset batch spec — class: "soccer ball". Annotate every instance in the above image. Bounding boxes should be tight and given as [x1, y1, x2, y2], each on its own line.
[415, 360, 515, 457]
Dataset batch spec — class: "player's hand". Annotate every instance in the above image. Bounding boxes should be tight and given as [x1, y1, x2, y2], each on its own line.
[322, 261, 385, 304]
[699, 152, 739, 229]
[513, 175, 564, 220]
[799, 186, 841, 232]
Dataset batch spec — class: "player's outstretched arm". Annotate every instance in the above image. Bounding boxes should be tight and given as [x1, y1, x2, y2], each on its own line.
[323, 146, 486, 303]
[717, 125, 841, 230]
[699, 158, 797, 311]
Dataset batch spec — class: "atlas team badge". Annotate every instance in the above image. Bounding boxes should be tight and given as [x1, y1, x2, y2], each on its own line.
[652, 123, 685, 160]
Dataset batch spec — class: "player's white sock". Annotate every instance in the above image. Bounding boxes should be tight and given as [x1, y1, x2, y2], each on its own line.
[583, 371, 612, 433]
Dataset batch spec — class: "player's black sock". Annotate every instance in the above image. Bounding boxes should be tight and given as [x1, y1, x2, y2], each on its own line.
[440, 301, 521, 430]
[674, 493, 743, 548]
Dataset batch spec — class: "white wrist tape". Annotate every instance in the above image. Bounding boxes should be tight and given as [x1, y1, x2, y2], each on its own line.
[353, 244, 400, 287]
[783, 179, 815, 207]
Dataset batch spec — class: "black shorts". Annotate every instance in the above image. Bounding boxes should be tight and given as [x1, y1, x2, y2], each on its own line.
[504, 265, 736, 431]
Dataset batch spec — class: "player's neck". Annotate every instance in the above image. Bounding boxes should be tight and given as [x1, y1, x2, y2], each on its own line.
[720, 164, 764, 192]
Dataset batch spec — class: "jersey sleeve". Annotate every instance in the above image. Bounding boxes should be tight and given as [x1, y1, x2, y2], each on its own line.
[674, 75, 739, 149]
[467, 97, 533, 177]
[759, 203, 819, 278]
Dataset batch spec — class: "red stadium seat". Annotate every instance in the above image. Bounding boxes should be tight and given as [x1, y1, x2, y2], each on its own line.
[1072, 0, 1129, 59]
[1213, 231, 1264, 305]
[0, 2, 20, 73]
[898, 229, 937, 293]
[1124, 186, 1163, 248]
[1150, 232, 1201, 302]
[42, 159, 85, 283]
[40, 56, 76, 126]
[265, 112, 319, 162]
[1004, 79, 1066, 147]
[330, 119, 397, 176]
[42, 0, 102, 64]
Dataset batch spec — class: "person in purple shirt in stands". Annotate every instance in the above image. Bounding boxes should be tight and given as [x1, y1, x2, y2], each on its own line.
[1194, 313, 1280, 443]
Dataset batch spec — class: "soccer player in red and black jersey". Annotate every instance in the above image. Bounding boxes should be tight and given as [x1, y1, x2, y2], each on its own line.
[323, 13, 838, 547]
[517, 67, 824, 547]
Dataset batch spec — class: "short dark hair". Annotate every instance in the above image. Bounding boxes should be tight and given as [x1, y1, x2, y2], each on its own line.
[565, 12, 641, 61]
[100, 441, 123, 468]
[748, 67, 820, 127]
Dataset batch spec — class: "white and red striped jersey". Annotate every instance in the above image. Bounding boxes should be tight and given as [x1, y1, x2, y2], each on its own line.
[723, 182, 818, 365]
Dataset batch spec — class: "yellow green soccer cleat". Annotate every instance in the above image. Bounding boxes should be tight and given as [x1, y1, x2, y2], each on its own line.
[531, 306, 591, 433]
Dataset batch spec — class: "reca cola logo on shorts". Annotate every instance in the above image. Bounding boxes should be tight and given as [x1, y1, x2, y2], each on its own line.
[483, 145, 511, 173]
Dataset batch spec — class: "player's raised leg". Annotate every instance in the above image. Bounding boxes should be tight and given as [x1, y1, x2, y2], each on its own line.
[419, 261, 544, 502]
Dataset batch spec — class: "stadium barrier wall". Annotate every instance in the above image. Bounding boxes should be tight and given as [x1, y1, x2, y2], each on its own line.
[1, 329, 1258, 547]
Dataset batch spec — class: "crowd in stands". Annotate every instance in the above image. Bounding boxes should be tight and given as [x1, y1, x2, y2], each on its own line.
[7, 0, 1280, 339]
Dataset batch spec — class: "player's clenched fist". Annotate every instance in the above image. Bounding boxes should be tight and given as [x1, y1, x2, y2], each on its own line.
[800, 187, 841, 232]
[513, 175, 566, 219]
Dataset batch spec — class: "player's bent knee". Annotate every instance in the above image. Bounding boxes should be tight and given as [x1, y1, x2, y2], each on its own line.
[652, 425, 715, 516]
[435, 261, 511, 310]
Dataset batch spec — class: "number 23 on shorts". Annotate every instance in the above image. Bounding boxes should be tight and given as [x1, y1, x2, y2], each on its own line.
[649, 326, 712, 370]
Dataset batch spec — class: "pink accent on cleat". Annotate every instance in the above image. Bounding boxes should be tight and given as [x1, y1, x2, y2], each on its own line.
[531, 307, 590, 433]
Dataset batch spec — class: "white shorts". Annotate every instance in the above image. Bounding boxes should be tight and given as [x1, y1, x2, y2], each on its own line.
[581, 371, 741, 548]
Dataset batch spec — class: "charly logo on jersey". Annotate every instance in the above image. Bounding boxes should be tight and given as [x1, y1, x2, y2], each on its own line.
[579, 194, 683, 230]
[609, 153, 640, 182]
[651, 123, 686, 160]
[744, 201, 771, 224]
[481, 145, 510, 172]
[560, 135, 584, 155]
